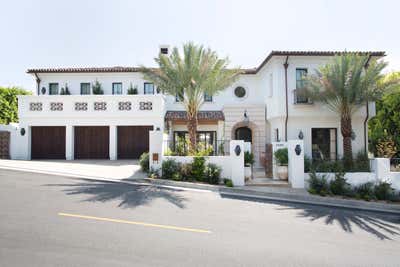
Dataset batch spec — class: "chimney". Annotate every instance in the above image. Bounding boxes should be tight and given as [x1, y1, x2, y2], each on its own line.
[159, 45, 170, 55]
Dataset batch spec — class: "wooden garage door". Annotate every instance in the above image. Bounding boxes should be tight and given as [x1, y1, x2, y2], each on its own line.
[117, 126, 153, 159]
[74, 126, 109, 159]
[31, 126, 66, 159]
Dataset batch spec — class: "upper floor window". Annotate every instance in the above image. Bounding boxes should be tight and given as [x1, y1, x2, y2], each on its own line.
[144, 83, 154, 95]
[204, 92, 213, 102]
[49, 83, 59, 95]
[112, 82, 123, 95]
[296, 68, 308, 89]
[80, 83, 91, 95]
[234, 86, 246, 98]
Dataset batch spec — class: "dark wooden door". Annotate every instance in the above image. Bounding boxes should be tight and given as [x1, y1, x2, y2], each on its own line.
[117, 126, 153, 159]
[31, 126, 66, 159]
[74, 126, 109, 159]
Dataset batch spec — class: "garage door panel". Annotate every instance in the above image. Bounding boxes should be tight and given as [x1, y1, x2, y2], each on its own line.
[31, 126, 66, 159]
[74, 126, 109, 159]
[117, 126, 153, 159]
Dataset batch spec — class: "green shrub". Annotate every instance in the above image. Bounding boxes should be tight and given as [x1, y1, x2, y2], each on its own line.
[127, 83, 138, 95]
[139, 152, 149, 172]
[244, 151, 255, 167]
[274, 148, 288, 165]
[308, 171, 330, 196]
[92, 80, 104, 95]
[180, 163, 193, 181]
[162, 159, 181, 180]
[224, 178, 233, 187]
[205, 163, 221, 184]
[329, 172, 350, 195]
[192, 157, 206, 181]
[355, 182, 376, 201]
[304, 155, 311, 172]
[352, 151, 370, 172]
[374, 181, 394, 201]
[148, 167, 160, 179]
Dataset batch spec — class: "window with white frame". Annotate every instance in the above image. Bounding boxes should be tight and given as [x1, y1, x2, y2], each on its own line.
[144, 83, 154, 95]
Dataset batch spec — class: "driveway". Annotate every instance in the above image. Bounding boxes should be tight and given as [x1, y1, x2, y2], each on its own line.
[0, 159, 146, 180]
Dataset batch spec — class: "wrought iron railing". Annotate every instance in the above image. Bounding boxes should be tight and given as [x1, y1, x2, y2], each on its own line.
[163, 139, 230, 156]
[293, 89, 313, 104]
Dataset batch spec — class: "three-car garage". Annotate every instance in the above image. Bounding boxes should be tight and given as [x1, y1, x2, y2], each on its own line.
[30, 125, 153, 160]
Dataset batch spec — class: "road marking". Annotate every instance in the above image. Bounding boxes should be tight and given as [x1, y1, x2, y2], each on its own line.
[58, 213, 211, 234]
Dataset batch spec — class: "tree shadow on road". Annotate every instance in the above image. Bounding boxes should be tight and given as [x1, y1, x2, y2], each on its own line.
[45, 179, 187, 209]
[220, 194, 400, 240]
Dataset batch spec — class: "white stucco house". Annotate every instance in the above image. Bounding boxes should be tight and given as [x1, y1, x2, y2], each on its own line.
[2, 48, 385, 177]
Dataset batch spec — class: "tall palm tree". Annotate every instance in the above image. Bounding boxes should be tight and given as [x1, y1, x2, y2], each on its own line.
[306, 54, 390, 162]
[141, 43, 241, 153]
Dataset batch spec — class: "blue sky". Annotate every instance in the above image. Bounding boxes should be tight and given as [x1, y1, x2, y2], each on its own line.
[0, 0, 399, 91]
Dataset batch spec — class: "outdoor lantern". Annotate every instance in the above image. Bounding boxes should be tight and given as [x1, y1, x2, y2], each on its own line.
[243, 110, 249, 125]
[234, 145, 241, 156]
[41, 87, 46, 95]
[298, 130, 304, 140]
[156, 127, 160, 131]
[351, 130, 356, 140]
[295, 144, 302, 156]
[20, 128, 25, 136]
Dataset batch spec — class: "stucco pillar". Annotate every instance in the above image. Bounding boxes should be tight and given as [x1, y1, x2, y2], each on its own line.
[149, 130, 163, 172]
[65, 125, 74, 160]
[109, 125, 117, 160]
[229, 140, 245, 186]
[373, 158, 390, 182]
[288, 140, 304, 188]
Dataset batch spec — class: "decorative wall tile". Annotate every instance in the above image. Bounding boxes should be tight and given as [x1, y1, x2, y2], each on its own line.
[50, 102, 63, 111]
[94, 101, 107, 111]
[29, 102, 43, 111]
[118, 101, 132, 111]
[75, 102, 88, 111]
[139, 101, 152, 110]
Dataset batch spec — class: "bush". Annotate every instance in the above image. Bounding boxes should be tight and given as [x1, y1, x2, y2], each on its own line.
[192, 157, 206, 181]
[352, 151, 370, 172]
[139, 152, 149, 172]
[304, 155, 311, 173]
[355, 182, 376, 201]
[205, 163, 221, 184]
[224, 178, 233, 187]
[308, 171, 330, 196]
[274, 148, 288, 165]
[162, 159, 181, 180]
[374, 181, 394, 201]
[148, 167, 160, 179]
[329, 172, 350, 195]
[244, 151, 255, 167]
[180, 163, 193, 181]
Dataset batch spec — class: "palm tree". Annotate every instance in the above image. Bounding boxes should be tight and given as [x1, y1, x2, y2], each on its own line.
[141, 43, 241, 153]
[306, 54, 391, 162]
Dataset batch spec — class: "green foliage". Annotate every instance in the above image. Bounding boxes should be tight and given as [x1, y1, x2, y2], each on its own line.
[191, 157, 206, 182]
[308, 171, 330, 196]
[274, 148, 288, 166]
[139, 152, 150, 172]
[305, 152, 369, 173]
[60, 84, 71, 95]
[0, 87, 31, 124]
[92, 80, 104, 95]
[304, 155, 311, 173]
[205, 163, 221, 184]
[374, 181, 395, 201]
[244, 151, 255, 166]
[148, 167, 160, 179]
[224, 178, 233, 187]
[127, 83, 138, 95]
[355, 182, 376, 201]
[180, 163, 193, 181]
[161, 159, 181, 180]
[352, 151, 370, 172]
[329, 172, 350, 195]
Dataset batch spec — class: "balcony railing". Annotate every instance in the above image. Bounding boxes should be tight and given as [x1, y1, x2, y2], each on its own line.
[293, 89, 313, 105]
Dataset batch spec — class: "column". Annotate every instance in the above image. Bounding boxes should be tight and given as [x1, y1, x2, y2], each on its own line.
[288, 140, 304, 188]
[229, 140, 245, 186]
[65, 125, 74, 160]
[109, 125, 117, 160]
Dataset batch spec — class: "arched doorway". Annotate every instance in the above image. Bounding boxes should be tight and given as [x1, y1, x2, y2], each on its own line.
[235, 127, 252, 143]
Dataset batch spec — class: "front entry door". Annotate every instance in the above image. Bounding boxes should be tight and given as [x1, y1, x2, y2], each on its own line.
[235, 127, 252, 143]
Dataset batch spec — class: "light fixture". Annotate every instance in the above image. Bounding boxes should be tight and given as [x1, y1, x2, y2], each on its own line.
[351, 130, 356, 140]
[298, 130, 304, 140]
[234, 145, 241, 156]
[20, 128, 25, 136]
[295, 144, 302, 155]
[243, 110, 249, 125]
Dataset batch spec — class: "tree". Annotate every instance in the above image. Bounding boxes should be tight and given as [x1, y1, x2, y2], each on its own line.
[0, 87, 31, 124]
[306, 54, 393, 163]
[141, 42, 241, 153]
[369, 72, 400, 158]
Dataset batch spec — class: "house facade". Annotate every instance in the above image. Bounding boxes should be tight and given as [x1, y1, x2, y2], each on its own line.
[9, 49, 384, 173]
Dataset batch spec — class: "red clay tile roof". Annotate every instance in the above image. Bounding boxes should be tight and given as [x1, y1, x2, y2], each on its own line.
[165, 111, 225, 121]
[27, 51, 385, 75]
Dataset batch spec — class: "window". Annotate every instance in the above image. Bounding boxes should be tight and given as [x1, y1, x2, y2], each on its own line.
[173, 131, 216, 154]
[312, 128, 337, 160]
[80, 83, 91, 95]
[234, 86, 246, 98]
[295, 68, 309, 103]
[204, 92, 213, 102]
[144, 83, 154, 95]
[49, 83, 59, 95]
[112, 83, 123, 95]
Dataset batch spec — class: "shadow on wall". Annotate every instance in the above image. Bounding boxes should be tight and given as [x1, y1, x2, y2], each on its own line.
[220, 194, 400, 240]
[45, 179, 187, 209]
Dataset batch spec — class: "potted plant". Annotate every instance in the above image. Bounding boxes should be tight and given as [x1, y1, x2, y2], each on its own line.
[92, 80, 104, 95]
[127, 83, 138, 95]
[274, 148, 288, 180]
[244, 151, 255, 181]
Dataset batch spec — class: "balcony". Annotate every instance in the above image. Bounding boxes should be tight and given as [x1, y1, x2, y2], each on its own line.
[293, 89, 313, 105]
[18, 95, 165, 120]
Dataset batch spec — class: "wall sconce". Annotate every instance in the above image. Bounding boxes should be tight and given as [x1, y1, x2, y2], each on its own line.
[20, 128, 26, 136]
[234, 145, 241, 156]
[351, 130, 356, 140]
[298, 130, 304, 140]
[41, 87, 46, 95]
[243, 110, 249, 125]
[156, 127, 160, 131]
[295, 144, 302, 155]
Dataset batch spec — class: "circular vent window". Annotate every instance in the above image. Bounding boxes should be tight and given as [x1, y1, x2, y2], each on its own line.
[234, 86, 246, 98]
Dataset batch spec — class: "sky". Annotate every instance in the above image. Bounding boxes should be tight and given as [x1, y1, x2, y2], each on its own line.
[0, 0, 399, 91]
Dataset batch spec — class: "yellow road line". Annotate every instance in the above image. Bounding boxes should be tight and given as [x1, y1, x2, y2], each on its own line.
[58, 212, 211, 234]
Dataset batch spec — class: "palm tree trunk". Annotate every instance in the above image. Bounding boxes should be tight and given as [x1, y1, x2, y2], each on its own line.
[187, 113, 198, 154]
[341, 114, 353, 168]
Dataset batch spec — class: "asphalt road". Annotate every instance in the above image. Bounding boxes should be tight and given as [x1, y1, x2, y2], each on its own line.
[0, 169, 399, 267]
